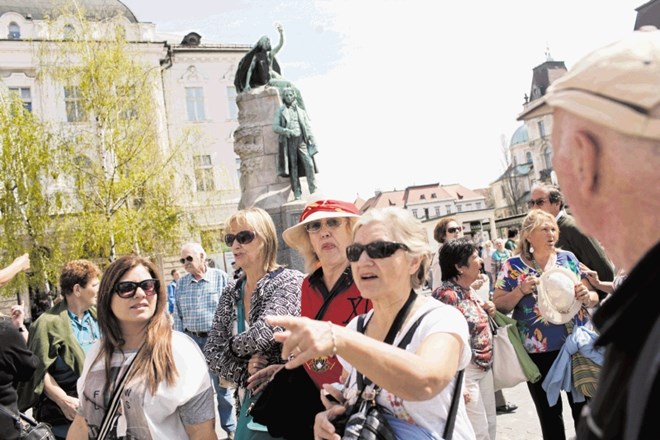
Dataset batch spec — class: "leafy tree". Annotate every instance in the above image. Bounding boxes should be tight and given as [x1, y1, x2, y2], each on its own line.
[38, 4, 189, 261]
[0, 92, 63, 296]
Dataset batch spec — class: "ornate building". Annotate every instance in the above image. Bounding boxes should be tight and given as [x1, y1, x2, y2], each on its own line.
[0, 0, 249, 274]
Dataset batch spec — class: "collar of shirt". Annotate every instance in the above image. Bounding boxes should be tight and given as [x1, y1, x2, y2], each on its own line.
[556, 210, 566, 222]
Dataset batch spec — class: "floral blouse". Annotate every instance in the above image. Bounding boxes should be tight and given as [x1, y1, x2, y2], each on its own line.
[203, 267, 303, 387]
[433, 280, 493, 371]
[494, 250, 589, 353]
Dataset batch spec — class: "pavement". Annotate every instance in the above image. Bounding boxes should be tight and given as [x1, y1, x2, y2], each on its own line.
[496, 381, 577, 440]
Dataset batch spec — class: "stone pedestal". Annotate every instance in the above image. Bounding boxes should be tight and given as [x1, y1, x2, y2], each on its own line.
[233, 87, 315, 271]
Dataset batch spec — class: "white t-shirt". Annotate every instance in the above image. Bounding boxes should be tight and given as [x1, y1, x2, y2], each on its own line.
[77, 331, 214, 439]
[340, 298, 475, 440]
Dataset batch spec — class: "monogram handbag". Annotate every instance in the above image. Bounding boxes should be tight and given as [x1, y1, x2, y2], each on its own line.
[0, 404, 56, 440]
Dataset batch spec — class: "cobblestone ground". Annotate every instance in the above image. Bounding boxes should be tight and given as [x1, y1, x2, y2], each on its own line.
[496, 381, 577, 440]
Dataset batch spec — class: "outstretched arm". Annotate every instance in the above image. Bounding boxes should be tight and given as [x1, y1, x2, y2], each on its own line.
[0, 253, 30, 288]
[270, 23, 285, 60]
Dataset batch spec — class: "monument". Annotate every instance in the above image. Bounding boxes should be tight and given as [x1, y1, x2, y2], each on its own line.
[233, 24, 319, 269]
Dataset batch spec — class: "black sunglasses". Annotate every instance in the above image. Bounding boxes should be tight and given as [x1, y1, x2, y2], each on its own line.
[115, 279, 159, 299]
[447, 226, 462, 234]
[527, 198, 548, 208]
[179, 255, 194, 265]
[224, 230, 257, 247]
[304, 218, 344, 233]
[346, 241, 409, 263]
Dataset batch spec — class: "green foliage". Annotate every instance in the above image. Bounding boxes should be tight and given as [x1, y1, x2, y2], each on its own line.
[0, 93, 64, 294]
[37, 4, 188, 261]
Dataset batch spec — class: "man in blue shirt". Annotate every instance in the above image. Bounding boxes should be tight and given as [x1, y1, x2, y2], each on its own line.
[173, 242, 235, 438]
[166, 269, 180, 315]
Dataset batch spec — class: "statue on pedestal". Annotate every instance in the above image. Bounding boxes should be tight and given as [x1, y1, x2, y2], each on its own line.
[272, 87, 318, 200]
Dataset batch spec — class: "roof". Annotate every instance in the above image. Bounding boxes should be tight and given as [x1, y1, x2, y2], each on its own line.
[404, 183, 452, 205]
[359, 190, 405, 213]
[635, 0, 660, 29]
[529, 60, 567, 101]
[510, 124, 529, 147]
[0, 0, 138, 23]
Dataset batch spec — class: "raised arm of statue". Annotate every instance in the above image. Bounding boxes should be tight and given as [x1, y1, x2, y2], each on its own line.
[270, 23, 285, 64]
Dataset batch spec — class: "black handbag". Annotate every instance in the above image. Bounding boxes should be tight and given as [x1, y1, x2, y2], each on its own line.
[249, 277, 351, 439]
[0, 403, 56, 440]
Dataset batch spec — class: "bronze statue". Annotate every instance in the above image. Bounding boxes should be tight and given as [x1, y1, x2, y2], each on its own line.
[234, 24, 306, 109]
[273, 87, 317, 200]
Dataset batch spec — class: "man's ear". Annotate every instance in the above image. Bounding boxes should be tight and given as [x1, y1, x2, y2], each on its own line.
[573, 130, 601, 198]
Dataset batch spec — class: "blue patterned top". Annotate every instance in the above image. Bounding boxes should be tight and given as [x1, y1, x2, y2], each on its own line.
[495, 250, 589, 353]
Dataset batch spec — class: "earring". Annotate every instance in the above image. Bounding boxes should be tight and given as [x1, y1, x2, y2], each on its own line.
[458, 270, 463, 275]
[529, 244, 535, 254]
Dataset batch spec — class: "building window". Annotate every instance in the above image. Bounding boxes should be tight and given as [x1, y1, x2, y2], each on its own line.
[457, 205, 462, 212]
[420, 194, 426, 200]
[431, 193, 437, 199]
[227, 86, 238, 120]
[8, 87, 32, 112]
[194, 154, 215, 191]
[435, 206, 440, 216]
[526, 151, 533, 164]
[8, 22, 20, 39]
[412, 209, 418, 218]
[544, 146, 553, 169]
[64, 86, 86, 122]
[538, 120, 546, 137]
[466, 203, 472, 210]
[501, 186, 506, 198]
[63, 24, 76, 40]
[186, 87, 206, 121]
[445, 204, 452, 214]
[476, 202, 482, 209]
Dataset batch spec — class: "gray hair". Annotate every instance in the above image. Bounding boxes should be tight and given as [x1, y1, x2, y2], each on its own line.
[353, 207, 432, 289]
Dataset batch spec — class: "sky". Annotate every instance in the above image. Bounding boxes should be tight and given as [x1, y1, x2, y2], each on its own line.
[122, 0, 643, 202]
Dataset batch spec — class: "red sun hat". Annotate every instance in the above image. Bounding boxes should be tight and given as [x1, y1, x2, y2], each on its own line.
[282, 199, 360, 251]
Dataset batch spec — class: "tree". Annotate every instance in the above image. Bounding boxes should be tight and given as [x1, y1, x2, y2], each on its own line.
[0, 92, 64, 296]
[38, 3, 190, 261]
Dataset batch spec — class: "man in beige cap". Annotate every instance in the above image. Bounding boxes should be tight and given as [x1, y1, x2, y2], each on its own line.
[518, 26, 659, 439]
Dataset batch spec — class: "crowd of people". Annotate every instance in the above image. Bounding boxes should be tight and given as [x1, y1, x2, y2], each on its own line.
[0, 26, 657, 440]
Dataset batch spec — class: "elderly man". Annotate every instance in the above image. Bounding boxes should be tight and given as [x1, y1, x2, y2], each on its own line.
[528, 183, 614, 298]
[174, 242, 235, 439]
[518, 26, 659, 439]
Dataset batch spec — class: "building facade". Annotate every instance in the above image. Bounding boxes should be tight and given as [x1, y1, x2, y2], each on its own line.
[0, 1, 249, 278]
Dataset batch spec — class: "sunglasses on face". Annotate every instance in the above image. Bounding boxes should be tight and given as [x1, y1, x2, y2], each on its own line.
[528, 198, 548, 208]
[447, 226, 462, 234]
[114, 279, 159, 299]
[180, 255, 193, 265]
[224, 230, 257, 247]
[346, 240, 410, 263]
[304, 218, 344, 233]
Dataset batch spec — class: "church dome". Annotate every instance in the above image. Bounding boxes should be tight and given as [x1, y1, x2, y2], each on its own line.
[510, 124, 529, 147]
[0, 0, 138, 23]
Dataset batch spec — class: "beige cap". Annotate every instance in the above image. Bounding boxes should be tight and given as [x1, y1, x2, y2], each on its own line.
[518, 26, 660, 141]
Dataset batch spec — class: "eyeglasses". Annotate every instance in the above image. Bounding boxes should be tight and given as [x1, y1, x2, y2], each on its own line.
[179, 255, 193, 265]
[447, 226, 462, 234]
[224, 230, 257, 247]
[346, 241, 410, 262]
[527, 198, 548, 208]
[114, 279, 159, 299]
[304, 218, 344, 233]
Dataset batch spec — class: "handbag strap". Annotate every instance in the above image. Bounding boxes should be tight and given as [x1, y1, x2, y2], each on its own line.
[0, 403, 21, 432]
[97, 347, 142, 440]
[443, 369, 464, 440]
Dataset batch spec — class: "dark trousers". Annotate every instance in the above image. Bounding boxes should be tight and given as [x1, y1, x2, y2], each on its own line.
[528, 351, 587, 440]
[286, 136, 316, 198]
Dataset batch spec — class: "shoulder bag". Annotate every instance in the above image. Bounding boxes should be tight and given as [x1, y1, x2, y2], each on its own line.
[249, 279, 346, 439]
[489, 311, 541, 390]
[0, 403, 56, 440]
